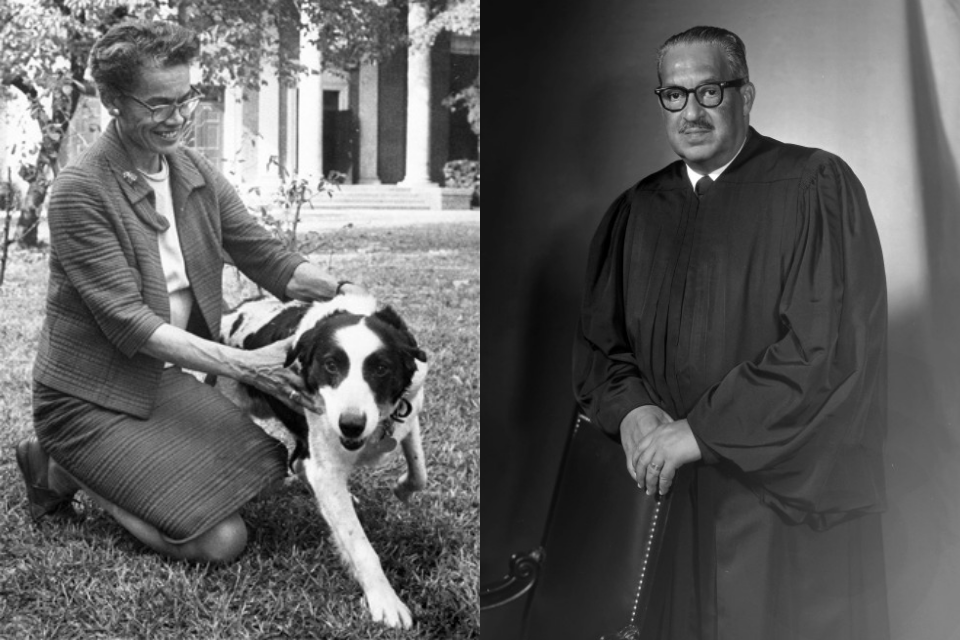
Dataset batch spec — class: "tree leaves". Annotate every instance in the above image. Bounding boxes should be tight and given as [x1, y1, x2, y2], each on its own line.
[409, 0, 480, 51]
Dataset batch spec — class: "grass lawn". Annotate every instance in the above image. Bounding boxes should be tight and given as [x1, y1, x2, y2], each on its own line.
[0, 222, 480, 639]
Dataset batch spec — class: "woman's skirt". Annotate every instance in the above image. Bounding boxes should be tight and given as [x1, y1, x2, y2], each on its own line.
[33, 367, 288, 542]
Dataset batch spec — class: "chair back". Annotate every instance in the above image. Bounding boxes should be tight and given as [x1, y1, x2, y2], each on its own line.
[520, 412, 672, 639]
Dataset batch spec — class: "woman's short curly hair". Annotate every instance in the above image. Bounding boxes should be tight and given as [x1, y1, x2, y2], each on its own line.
[90, 20, 200, 104]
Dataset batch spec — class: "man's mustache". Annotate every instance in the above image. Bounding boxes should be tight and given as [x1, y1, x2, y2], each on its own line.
[679, 121, 713, 133]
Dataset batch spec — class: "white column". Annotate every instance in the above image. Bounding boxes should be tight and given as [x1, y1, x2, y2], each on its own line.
[358, 61, 381, 184]
[399, 0, 436, 187]
[221, 85, 244, 183]
[258, 67, 281, 192]
[282, 84, 298, 175]
[298, 28, 323, 179]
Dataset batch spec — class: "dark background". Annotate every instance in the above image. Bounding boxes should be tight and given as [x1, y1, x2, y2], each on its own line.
[483, 0, 960, 638]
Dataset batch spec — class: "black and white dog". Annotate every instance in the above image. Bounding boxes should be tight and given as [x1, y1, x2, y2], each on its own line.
[218, 293, 427, 628]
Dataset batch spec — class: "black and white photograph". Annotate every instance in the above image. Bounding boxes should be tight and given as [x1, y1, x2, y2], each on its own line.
[484, 1, 960, 639]
[0, 1, 479, 638]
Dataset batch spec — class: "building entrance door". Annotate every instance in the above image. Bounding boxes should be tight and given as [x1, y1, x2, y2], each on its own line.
[322, 90, 356, 179]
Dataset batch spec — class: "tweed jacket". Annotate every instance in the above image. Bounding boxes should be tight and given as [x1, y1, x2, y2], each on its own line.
[33, 122, 306, 419]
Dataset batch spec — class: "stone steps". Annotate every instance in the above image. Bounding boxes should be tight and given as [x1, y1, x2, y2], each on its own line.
[309, 184, 433, 210]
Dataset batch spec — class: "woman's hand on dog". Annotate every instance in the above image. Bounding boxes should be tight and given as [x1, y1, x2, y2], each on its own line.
[236, 337, 319, 414]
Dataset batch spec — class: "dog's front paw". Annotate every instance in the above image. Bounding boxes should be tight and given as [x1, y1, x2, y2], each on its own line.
[393, 473, 425, 503]
[365, 586, 414, 629]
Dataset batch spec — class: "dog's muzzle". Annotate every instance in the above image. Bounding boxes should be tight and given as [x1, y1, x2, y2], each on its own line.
[340, 437, 364, 451]
[339, 411, 367, 450]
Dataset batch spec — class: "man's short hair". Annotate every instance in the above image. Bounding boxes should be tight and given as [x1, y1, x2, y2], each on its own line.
[656, 26, 749, 84]
[90, 20, 200, 103]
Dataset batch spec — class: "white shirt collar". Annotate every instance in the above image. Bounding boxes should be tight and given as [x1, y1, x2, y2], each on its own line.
[685, 135, 748, 188]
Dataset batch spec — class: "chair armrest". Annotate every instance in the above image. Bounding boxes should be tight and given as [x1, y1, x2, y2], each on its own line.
[479, 547, 545, 610]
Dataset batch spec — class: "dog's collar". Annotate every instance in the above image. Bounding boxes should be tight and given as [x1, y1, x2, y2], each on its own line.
[389, 398, 413, 424]
[364, 398, 413, 455]
[373, 398, 411, 441]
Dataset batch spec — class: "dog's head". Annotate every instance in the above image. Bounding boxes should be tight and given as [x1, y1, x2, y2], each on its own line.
[292, 306, 427, 451]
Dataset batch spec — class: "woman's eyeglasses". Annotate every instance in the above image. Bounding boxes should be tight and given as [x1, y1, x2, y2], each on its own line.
[121, 87, 204, 123]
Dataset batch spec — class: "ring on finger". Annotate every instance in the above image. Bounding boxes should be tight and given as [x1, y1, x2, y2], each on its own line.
[289, 390, 300, 401]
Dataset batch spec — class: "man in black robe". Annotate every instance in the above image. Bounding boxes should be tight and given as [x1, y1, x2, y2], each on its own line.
[573, 26, 889, 639]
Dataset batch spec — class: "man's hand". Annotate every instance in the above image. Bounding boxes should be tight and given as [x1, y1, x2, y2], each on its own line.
[634, 419, 702, 496]
[620, 405, 674, 483]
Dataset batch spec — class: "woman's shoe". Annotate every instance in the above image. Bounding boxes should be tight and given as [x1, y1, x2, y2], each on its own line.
[15, 437, 76, 520]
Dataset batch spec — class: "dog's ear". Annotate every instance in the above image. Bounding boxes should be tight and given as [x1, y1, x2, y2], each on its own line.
[405, 357, 428, 398]
[372, 306, 428, 399]
[374, 306, 428, 363]
[373, 305, 409, 332]
[292, 327, 322, 392]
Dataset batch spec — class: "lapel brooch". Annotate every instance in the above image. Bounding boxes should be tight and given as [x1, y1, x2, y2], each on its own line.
[122, 171, 138, 185]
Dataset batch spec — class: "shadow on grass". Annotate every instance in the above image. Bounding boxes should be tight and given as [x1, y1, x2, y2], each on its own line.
[242, 478, 450, 574]
[237, 479, 479, 638]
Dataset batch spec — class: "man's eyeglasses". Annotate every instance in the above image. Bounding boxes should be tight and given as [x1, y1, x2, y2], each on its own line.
[121, 87, 204, 123]
[654, 78, 747, 112]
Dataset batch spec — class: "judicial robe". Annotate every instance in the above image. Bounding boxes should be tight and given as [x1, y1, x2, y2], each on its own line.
[572, 129, 889, 640]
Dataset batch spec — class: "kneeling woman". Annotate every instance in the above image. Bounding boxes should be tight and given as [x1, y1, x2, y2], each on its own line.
[17, 20, 360, 563]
